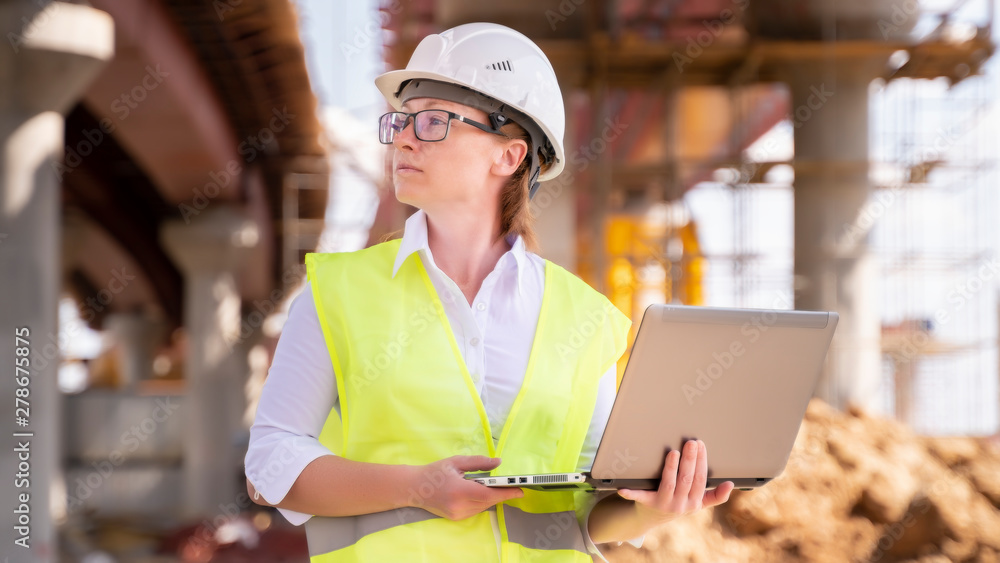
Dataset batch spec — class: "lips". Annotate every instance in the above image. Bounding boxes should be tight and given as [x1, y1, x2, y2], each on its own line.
[395, 163, 421, 173]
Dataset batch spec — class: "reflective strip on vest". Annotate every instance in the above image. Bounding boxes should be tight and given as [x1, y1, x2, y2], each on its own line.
[502, 506, 587, 553]
[305, 506, 586, 557]
[305, 507, 439, 556]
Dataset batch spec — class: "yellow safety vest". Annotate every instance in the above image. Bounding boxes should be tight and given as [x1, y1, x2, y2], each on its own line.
[302, 239, 631, 562]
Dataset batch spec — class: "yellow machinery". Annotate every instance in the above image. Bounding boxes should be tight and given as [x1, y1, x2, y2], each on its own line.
[592, 205, 706, 386]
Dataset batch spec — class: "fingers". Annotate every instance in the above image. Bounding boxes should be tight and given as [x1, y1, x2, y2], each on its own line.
[464, 479, 523, 501]
[464, 481, 524, 510]
[674, 439, 699, 499]
[703, 481, 734, 507]
[657, 448, 681, 499]
[621, 441, 732, 523]
[493, 487, 525, 503]
[689, 440, 708, 503]
[450, 456, 522, 506]
[450, 455, 502, 473]
[619, 488, 656, 504]
[426, 460, 522, 520]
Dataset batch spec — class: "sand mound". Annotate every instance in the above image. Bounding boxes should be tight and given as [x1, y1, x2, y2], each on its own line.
[605, 399, 1000, 563]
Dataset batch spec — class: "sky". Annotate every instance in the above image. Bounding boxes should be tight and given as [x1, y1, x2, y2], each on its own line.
[294, 0, 383, 115]
[294, 0, 383, 254]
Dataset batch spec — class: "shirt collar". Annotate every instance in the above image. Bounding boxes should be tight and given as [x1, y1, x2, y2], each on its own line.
[391, 209, 528, 296]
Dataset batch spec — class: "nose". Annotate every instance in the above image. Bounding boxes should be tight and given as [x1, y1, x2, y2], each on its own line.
[392, 115, 418, 151]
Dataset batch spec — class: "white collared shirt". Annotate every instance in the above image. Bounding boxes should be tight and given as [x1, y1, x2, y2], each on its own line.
[245, 209, 639, 559]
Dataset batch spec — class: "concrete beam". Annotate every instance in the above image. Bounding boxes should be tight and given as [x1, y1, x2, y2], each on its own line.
[83, 0, 243, 206]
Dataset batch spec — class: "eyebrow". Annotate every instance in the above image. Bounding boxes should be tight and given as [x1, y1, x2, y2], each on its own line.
[400, 100, 451, 112]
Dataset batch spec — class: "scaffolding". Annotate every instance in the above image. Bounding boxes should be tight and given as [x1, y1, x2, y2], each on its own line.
[681, 83, 795, 310]
[872, 48, 999, 435]
[683, 2, 999, 435]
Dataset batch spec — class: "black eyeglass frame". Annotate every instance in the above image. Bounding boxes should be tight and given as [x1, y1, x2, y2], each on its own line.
[378, 109, 507, 144]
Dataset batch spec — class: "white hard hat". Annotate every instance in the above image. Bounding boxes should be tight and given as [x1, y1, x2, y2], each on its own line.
[375, 22, 566, 197]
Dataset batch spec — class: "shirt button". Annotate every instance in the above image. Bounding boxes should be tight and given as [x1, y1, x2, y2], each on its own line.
[470, 337, 480, 346]
[476, 302, 486, 311]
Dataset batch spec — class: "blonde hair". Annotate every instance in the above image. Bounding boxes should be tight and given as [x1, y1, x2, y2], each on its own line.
[495, 119, 544, 254]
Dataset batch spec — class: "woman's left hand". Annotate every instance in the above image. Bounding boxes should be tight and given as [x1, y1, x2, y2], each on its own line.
[617, 439, 734, 525]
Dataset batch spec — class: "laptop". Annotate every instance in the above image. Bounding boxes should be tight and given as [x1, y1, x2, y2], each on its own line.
[466, 303, 838, 491]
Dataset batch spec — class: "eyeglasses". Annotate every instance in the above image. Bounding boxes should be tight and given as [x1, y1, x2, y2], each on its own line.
[378, 109, 501, 144]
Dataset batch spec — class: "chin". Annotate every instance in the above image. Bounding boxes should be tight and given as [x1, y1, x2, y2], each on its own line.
[394, 180, 425, 207]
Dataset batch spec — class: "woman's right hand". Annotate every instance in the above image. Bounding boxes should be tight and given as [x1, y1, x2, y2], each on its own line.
[408, 455, 524, 520]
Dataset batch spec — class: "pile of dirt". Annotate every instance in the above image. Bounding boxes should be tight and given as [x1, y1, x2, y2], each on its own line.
[605, 399, 1000, 563]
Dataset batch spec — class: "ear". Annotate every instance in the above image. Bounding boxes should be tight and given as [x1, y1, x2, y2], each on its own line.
[491, 138, 528, 177]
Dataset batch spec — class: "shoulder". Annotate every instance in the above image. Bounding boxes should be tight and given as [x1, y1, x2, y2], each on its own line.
[538, 256, 604, 300]
[305, 239, 402, 273]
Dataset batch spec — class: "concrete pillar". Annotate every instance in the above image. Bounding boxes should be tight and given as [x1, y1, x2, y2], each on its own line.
[746, 0, 919, 413]
[161, 206, 258, 519]
[0, 3, 112, 561]
[786, 58, 885, 412]
[103, 312, 166, 390]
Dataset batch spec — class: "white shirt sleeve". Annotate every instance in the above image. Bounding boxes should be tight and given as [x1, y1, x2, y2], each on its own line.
[577, 365, 645, 561]
[244, 280, 338, 526]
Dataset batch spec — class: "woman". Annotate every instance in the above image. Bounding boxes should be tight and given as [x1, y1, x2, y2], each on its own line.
[244, 22, 733, 562]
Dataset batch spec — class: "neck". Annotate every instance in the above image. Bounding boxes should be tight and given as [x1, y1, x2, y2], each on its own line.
[424, 210, 511, 293]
